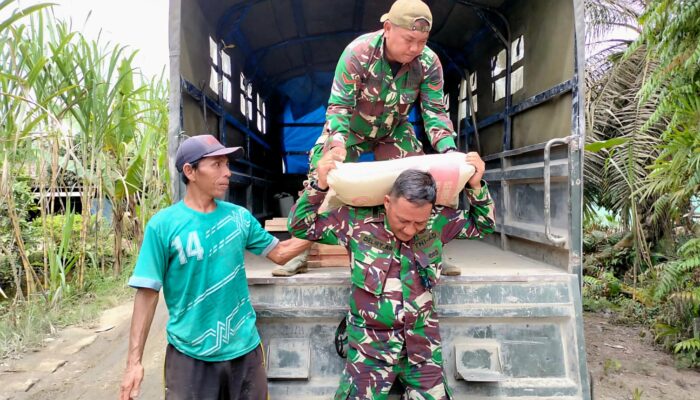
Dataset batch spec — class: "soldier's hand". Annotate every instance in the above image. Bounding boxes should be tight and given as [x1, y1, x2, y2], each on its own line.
[466, 152, 484, 190]
[329, 146, 347, 161]
[317, 150, 343, 190]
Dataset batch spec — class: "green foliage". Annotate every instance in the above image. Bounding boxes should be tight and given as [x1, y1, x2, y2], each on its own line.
[631, 387, 643, 400]
[674, 338, 700, 354]
[654, 239, 700, 300]
[584, 0, 700, 368]
[1, 2, 169, 300]
[633, 0, 700, 239]
[0, 0, 168, 357]
[603, 358, 622, 376]
[46, 209, 78, 305]
[0, 266, 133, 358]
[584, 272, 621, 298]
[584, 137, 630, 153]
[0, 180, 40, 292]
[646, 237, 700, 366]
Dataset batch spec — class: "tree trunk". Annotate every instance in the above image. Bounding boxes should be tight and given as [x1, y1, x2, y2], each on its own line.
[129, 197, 143, 248]
[113, 209, 124, 276]
[6, 194, 41, 298]
[0, 243, 23, 301]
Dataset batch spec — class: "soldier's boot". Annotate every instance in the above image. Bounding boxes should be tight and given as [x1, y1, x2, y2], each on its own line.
[271, 249, 309, 277]
[441, 260, 462, 276]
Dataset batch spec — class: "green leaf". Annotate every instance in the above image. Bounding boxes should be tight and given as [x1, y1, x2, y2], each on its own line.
[0, 3, 54, 33]
[674, 338, 700, 354]
[585, 137, 630, 153]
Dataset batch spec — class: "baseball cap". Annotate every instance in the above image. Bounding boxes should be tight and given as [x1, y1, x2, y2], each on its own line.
[175, 134, 244, 172]
[380, 0, 433, 33]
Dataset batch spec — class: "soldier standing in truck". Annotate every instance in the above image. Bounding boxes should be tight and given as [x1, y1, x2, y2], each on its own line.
[274, 0, 465, 277]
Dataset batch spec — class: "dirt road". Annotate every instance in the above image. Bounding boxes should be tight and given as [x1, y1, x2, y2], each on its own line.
[584, 313, 698, 399]
[0, 299, 168, 400]
[1, 302, 698, 399]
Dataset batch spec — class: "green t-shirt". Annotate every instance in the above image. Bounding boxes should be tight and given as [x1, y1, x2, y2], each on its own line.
[128, 199, 278, 362]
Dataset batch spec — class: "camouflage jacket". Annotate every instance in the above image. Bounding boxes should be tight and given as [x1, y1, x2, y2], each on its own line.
[288, 184, 495, 365]
[324, 30, 457, 153]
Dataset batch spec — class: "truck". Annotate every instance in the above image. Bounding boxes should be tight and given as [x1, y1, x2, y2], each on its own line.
[167, 0, 590, 398]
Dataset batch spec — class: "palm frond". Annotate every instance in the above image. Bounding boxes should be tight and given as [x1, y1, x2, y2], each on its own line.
[674, 338, 700, 354]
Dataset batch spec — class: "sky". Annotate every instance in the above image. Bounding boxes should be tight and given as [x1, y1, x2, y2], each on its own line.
[48, 0, 169, 79]
[17, 1, 640, 79]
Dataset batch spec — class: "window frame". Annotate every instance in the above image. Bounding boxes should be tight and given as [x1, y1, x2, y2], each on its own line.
[491, 35, 525, 102]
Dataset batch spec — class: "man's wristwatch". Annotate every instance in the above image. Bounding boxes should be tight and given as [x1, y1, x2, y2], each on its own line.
[309, 180, 329, 192]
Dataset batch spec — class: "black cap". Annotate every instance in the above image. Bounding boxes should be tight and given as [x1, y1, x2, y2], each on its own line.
[175, 135, 244, 172]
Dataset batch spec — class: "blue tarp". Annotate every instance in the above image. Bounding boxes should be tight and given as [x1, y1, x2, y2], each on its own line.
[281, 104, 325, 174]
[280, 73, 424, 174]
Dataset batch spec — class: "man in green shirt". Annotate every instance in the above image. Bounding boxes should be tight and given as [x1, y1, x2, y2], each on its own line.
[119, 135, 308, 400]
[274, 0, 464, 277]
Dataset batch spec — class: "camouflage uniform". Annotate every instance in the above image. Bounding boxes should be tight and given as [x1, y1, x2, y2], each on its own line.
[308, 29, 458, 175]
[288, 182, 496, 400]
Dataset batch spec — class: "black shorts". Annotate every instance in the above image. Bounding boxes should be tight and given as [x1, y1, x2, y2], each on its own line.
[164, 344, 268, 400]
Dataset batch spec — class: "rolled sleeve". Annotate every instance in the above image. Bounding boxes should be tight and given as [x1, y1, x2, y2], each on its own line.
[128, 276, 162, 291]
[260, 236, 279, 257]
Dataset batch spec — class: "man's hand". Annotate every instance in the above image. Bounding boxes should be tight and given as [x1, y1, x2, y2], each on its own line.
[466, 152, 485, 190]
[120, 362, 144, 400]
[317, 150, 344, 190]
[329, 146, 347, 161]
[119, 288, 158, 400]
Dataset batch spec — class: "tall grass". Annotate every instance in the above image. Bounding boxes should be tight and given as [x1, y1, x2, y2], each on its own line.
[0, 0, 169, 350]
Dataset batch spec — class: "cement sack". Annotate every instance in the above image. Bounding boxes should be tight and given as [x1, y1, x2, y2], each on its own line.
[326, 152, 475, 208]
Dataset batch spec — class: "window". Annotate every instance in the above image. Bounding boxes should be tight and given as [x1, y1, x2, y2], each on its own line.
[240, 73, 246, 116]
[512, 35, 524, 64]
[471, 71, 478, 115]
[491, 35, 525, 102]
[221, 51, 232, 103]
[246, 83, 254, 121]
[256, 94, 267, 134]
[493, 76, 506, 102]
[239, 73, 256, 121]
[209, 37, 233, 103]
[443, 93, 450, 112]
[459, 71, 478, 121]
[209, 37, 218, 92]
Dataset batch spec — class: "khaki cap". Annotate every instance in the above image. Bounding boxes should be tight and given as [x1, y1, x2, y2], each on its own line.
[380, 0, 433, 32]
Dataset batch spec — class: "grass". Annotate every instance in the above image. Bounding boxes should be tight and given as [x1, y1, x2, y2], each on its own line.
[0, 268, 134, 359]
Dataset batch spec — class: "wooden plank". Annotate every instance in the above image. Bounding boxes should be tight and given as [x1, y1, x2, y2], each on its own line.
[311, 243, 348, 255]
[265, 226, 288, 232]
[307, 255, 350, 268]
[308, 252, 347, 259]
[265, 217, 290, 232]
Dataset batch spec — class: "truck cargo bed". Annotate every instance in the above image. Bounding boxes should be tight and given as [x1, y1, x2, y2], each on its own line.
[246, 241, 589, 399]
[246, 240, 567, 282]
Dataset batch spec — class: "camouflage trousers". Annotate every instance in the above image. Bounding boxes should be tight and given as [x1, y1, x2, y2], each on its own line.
[307, 128, 424, 178]
[334, 345, 452, 400]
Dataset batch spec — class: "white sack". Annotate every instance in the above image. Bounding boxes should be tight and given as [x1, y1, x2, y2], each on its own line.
[326, 152, 475, 208]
